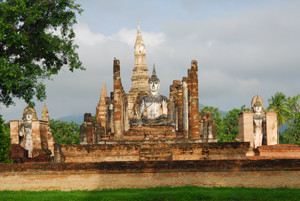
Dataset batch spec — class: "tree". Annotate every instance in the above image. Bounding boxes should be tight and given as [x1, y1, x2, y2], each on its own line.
[221, 105, 251, 142]
[281, 95, 300, 145]
[266, 92, 289, 143]
[0, 115, 12, 163]
[0, 0, 84, 107]
[50, 119, 80, 144]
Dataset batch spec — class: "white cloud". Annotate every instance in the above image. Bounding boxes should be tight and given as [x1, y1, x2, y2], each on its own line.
[2, 1, 300, 122]
[75, 23, 106, 46]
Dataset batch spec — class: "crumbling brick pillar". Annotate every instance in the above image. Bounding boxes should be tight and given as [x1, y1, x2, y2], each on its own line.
[266, 111, 278, 145]
[182, 77, 189, 139]
[113, 59, 123, 139]
[177, 82, 183, 132]
[169, 85, 175, 123]
[188, 60, 200, 139]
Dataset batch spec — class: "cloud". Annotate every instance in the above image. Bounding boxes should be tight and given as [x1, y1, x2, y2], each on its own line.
[75, 23, 106, 46]
[2, 1, 300, 122]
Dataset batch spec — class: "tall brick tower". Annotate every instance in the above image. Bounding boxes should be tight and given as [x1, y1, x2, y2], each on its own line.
[127, 23, 150, 119]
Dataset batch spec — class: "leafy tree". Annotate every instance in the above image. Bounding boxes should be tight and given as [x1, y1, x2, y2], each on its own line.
[200, 106, 225, 141]
[200, 105, 250, 142]
[267, 92, 289, 144]
[0, 115, 12, 163]
[221, 105, 251, 142]
[0, 0, 84, 107]
[281, 95, 300, 145]
[50, 119, 80, 144]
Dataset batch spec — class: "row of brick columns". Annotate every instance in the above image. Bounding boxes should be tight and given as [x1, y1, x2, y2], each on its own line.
[113, 59, 200, 140]
[169, 60, 200, 139]
[169, 80, 183, 132]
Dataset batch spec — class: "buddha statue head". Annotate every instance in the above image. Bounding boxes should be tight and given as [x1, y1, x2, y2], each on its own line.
[25, 110, 33, 122]
[253, 97, 262, 115]
[149, 65, 160, 95]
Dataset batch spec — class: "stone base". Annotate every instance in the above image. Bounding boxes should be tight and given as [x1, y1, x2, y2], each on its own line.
[9, 144, 53, 163]
[130, 117, 175, 127]
[124, 126, 177, 141]
[56, 142, 250, 163]
[246, 147, 255, 157]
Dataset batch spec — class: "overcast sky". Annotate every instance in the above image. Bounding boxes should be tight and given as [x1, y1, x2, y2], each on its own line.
[1, 0, 300, 122]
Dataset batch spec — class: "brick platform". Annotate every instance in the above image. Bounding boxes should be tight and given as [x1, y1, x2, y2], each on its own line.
[56, 142, 249, 163]
[1, 160, 300, 190]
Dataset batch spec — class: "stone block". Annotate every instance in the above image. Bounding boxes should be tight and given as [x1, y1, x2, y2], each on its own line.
[239, 111, 254, 147]
[266, 111, 278, 145]
[9, 120, 19, 144]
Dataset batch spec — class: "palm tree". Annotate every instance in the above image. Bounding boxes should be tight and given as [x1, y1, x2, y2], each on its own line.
[267, 92, 289, 144]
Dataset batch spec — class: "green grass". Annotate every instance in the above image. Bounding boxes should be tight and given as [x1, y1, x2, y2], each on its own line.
[1, 186, 300, 201]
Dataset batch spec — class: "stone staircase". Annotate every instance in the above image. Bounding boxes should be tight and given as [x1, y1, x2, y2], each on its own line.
[139, 143, 173, 161]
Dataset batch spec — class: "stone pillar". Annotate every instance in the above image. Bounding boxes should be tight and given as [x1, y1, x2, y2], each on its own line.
[238, 111, 254, 147]
[47, 133, 55, 156]
[39, 121, 49, 151]
[182, 77, 189, 139]
[113, 59, 123, 139]
[189, 60, 200, 139]
[266, 111, 278, 145]
[9, 120, 19, 144]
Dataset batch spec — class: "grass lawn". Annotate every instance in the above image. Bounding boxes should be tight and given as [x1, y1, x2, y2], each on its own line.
[1, 186, 300, 201]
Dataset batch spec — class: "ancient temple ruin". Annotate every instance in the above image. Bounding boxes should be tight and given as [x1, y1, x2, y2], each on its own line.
[10, 25, 300, 164]
[9, 103, 55, 162]
[5, 24, 300, 191]
[79, 25, 217, 146]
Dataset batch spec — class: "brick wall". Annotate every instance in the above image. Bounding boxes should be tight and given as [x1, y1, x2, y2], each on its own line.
[1, 160, 300, 190]
[57, 142, 249, 163]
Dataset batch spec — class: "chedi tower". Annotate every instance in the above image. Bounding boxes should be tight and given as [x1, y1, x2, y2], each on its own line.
[127, 23, 150, 119]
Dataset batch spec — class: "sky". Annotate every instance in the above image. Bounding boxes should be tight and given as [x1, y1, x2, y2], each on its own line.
[1, 0, 300, 122]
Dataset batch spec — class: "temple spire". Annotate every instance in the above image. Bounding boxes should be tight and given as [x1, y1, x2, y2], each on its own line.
[152, 64, 156, 76]
[105, 83, 107, 98]
[134, 22, 144, 48]
[42, 102, 49, 122]
[101, 83, 104, 97]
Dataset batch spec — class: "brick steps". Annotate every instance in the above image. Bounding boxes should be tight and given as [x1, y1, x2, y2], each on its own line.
[139, 144, 172, 161]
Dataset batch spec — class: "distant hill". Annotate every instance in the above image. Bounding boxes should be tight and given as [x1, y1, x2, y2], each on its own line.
[199, 103, 227, 117]
[57, 114, 84, 125]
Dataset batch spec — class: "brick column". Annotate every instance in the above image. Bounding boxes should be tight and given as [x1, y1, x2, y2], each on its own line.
[177, 83, 183, 132]
[189, 60, 200, 139]
[187, 70, 192, 137]
[266, 111, 278, 145]
[113, 59, 123, 139]
[238, 111, 254, 147]
[169, 84, 175, 123]
[32, 120, 42, 150]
